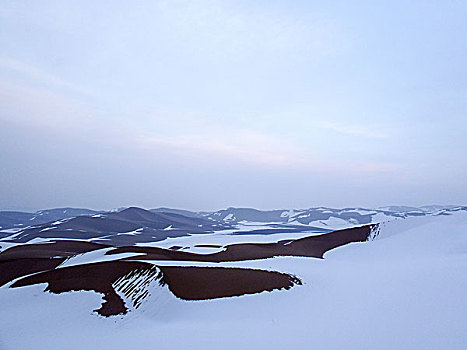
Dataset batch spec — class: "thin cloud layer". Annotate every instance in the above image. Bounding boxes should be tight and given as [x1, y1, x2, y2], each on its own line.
[0, 0, 466, 210]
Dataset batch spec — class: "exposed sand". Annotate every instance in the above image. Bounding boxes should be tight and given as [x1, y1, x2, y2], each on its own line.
[11, 261, 158, 316]
[159, 266, 301, 300]
[0, 240, 110, 287]
[4, 225, 373, 316]
[108, 224, 374, 262]
[11, 261, 301, 316]
[0, 258, 65, 287]
[0, 240, 110, 260]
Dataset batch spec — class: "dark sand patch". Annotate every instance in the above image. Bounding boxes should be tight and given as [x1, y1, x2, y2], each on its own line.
[11, 261, 159, 317]
[231, 227, 329, 235]
[5, 225, 374, 316]
[107, 224, 375, 262]
[0, 240, 110, 260]
[0, 240, 110, 287]
[0, 258, 65, 287]
[159, 266, 301, 300]
[11, 261, 301, 316]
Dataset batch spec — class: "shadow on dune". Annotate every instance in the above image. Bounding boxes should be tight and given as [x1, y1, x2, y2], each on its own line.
[10, 260, 158, 316]
[4, 224, 376, 317]
[107, 224, 376, 262]
[0, 240, 110, 287]
[10, 261, 301, 316]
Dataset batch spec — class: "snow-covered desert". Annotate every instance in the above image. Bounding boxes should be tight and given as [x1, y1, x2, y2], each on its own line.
[1, 206, 466, 349]
[2, 1, 466, 349]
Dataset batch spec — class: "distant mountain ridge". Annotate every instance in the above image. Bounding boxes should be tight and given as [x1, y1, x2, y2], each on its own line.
[0, 207, 100, 230]
[0, 207, 229, 246]
[1, 205, 465, 246]
[197, 205, 466, 226]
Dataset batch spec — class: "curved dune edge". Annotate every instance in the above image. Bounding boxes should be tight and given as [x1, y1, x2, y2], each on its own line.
[108, 224, 376, 262]
[159, 265, 301, 300]
[10, 261, 301, 317]
[3, 224, 374, 317]
[0, 240, 110, 287]
[10, 261, 157, 316]
[0, 224, 375, 288]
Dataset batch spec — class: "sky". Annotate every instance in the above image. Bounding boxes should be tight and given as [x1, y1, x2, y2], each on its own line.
[1, 0, 466, 211]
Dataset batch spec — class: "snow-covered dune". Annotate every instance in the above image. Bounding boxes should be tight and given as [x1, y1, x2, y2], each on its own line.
[0, 209, 466, 349]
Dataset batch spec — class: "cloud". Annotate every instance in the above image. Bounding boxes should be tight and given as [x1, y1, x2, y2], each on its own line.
[155, 0, 344, 61]
[0, 56, 93, 96]
[317, 121, 389, 139]
[1, 76, 399, 177]
[134, 128, 311, 168]
[0, 79, 91, 128]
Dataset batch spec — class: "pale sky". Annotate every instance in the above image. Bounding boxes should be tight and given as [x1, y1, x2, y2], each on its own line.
[1, 0, 466, 211]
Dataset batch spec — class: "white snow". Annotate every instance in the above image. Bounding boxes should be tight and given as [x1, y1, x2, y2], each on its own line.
[223, 214, 235, 221]
[280, 210, 296, 218]
[117, 228, 143, 236]
[136, 222, 326, 252]
[370, 212, 398, 223]
[0, 211, 466, 349]
[40, 227, 56, 232]
[60, 249, 139, 268]
[0, 228, 23, 234]
[309, 217, 354, 230]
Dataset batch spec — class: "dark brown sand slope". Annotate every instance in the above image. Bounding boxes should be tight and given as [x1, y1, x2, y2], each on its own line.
[108, 224, 375, 262]
[0, 240, 110, 260]
[0, 258, 66, 287]
[0, 240, 110, 287]
[159, 266, 301, 300]
[4, 225, 373, 316]
[11, 261, 301, 316]
[11, 261, 159, 317]
[0, 225, 373, 287]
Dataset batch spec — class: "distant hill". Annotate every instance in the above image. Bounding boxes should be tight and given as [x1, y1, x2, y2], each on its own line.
[0, 207, 100, 230]
[1, 204, 465, 246]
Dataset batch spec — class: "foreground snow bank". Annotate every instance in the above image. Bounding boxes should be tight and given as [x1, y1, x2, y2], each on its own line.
[0, 212, 466, 350]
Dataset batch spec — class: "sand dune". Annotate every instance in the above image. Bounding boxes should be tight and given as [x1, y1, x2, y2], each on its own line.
[11, 261, 300, 316]
[159, 266, 301, 300]
[0, 240, 109, 287]
[108, 224, 375, 262]
[11, 260, 157, 316]
[3, 224, 374, 316]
